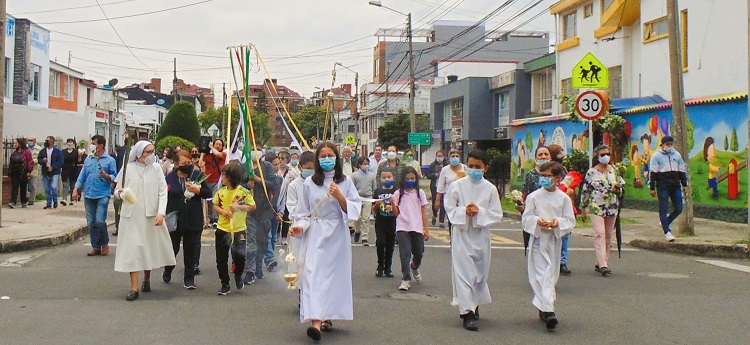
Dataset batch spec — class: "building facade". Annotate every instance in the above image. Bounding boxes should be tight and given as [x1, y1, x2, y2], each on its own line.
[231, 79, 305, 147]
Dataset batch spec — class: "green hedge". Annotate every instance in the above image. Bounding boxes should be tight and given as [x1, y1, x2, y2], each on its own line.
[155, 136, 196, 157]
[622, 199, 747, 224]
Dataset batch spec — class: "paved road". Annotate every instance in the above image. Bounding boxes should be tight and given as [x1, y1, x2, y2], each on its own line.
[1, 219, 748, 345]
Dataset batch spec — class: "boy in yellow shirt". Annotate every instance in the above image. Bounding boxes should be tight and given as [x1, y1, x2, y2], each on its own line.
[213, 163, 256, 295]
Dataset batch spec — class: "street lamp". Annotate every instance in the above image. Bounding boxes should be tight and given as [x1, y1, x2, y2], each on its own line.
[369, 0, 416, 152]
[314, 87, 323, 140]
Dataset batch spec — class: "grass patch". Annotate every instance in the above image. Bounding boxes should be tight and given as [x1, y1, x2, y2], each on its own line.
[732, 239, 750, 245]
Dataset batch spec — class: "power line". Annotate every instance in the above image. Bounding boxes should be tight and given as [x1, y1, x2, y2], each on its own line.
[93, 0, 156, 74]
[37, 0, 215, 25]
[15, 0, 140, 15]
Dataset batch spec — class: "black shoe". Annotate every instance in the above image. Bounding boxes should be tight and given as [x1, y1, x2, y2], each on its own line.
[353, 232, 361, 243]
[600, 267, 611, 277]
[141, 281, 151, 292]
[321, 320, 333, 332]
[539, 309, 545, 322]
[475, 306, 479, 320]
[43, 205, 52, 209]
[243, 273, 256, 286]
[217, 284, 231, 296]
[362, 239, 369, 246]
[184, 280, 197, 290]
[54, 202, 58, 208]
[384, 269, 394, 278]
[594, 265, 601, 273]
[376, 266, 384, 277]
[432, 218, 436, 226]
[194, 266, 201, 275]
[162, 269, 172, 283]
[461, 312, 478, 331]
[560, 264, 572, 275]
[27, 201, 34, 206]
[60, 200, 67, 206]
[306, 326, 321, 341]
[544, 312, 558, 330]
[126, 290, 139, 301]
[267, 260, 278, 272]
[235, 274, 244, 290]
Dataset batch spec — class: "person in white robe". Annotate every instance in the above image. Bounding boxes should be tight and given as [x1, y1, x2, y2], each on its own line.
[290, 143, 361, 341]
[521, 162, 575, 330]
[445, 149, 503, 331]
[114, 141, 177, 301]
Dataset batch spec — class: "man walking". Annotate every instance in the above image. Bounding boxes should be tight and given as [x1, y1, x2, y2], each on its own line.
[649, 136, 688, 242]
[243, 150, 279, 285]
[73, 135, 118, 256]
[341, 146, 355, 176]
[38, 136, 64, 209]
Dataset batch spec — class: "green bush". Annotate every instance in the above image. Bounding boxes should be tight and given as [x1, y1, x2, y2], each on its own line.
[155, 136, 196, 156]
[622, 198, 747, 223]
[563, 149, 590, 175]
[36, 192, 46, 201]
[156, 101, 201, 146]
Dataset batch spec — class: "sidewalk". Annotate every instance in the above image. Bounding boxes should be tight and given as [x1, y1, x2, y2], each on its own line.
[0, 200, 114, 253]
[505, 208, 750, 259]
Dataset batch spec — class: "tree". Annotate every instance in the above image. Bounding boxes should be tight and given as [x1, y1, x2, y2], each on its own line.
[724, 135, 729, 151]
[291, 105, 327, 143]
[525, 130, 533, 153]
[731, 128, 739, 151]
[155, 136, 196, 155]
[249, 112, 272, 146]
[378, 110, 410, 150]
[198, 106, 239, 138]
[156, 101, 201, 146]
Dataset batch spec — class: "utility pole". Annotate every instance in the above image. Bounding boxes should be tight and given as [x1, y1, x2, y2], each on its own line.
[68, 51, 71, 68]
[173, 58, 178, 104]
[0, 0, 7, 225]
[667, 0, 694, 235]
[407, 12, 416, 154]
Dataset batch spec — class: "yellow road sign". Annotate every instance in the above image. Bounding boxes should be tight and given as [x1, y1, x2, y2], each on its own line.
[572, 52, 609, 89]
[345, 134, 356, 145]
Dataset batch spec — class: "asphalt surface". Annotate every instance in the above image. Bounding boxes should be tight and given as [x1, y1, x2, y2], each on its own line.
[1, 218, 748, 345]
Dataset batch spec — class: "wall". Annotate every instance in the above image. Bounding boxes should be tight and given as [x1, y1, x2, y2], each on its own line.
[3, 103, 89, 141]
[28, 23, 50, 108]
[4, 15, 15, 102]
[48, 76, 79, 111]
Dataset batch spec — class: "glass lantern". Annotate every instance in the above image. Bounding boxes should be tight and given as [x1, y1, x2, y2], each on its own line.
[283, 250, 299, 290]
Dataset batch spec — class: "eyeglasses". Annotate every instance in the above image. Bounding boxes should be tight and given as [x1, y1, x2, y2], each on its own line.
[599, 153, 610, 157]
[143, 149, 154, 155]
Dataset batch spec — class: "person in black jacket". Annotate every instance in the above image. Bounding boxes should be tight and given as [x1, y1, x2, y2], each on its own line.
[163, 150, 213, 289]
[37, 136, 65, 209]
[60, 138, 80, 206]
[426, 150, 448, 227]
[242, 150, 279, 285]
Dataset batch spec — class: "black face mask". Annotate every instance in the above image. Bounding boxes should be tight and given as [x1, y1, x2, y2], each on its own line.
[177, 165, 193, 174]
[191, 153, 199, 158]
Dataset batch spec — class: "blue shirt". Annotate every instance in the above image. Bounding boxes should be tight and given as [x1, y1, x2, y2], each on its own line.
[75, 153, 118, 199]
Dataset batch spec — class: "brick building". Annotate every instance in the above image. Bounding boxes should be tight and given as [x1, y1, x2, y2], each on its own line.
[231, 79, 305, 147]
[137, 77, 215, 109]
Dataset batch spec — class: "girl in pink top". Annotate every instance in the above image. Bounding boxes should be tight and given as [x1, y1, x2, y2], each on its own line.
[392, 167, 429, 292]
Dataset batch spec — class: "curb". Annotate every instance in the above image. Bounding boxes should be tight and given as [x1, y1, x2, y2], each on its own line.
[0, 225, 89, 253]
[629, 239, 750, 259]
[504, 212, 521, 221]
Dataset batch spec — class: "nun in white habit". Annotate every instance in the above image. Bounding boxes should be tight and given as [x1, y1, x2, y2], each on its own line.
[114, 140, 176, 301]
[444, 151, 503, 331]
[521, 161, 575, 330]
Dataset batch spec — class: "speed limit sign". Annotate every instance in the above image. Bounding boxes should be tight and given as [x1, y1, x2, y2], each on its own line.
[576, 91, 607, 120]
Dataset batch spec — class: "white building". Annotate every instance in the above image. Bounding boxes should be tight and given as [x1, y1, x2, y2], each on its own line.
[123, 101, 169, 135]
[81, 82, 129, 151]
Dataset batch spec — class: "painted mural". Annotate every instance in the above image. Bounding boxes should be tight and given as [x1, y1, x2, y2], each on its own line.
[510, 95, 748, 208]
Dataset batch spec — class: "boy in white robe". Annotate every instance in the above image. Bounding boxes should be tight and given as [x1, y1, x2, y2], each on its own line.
[445, 149, 504, 331]
[522, 161, 575, 331]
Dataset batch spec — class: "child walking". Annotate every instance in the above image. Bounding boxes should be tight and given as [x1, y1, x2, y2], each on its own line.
[392, 167, 429, 291]
[521, 162, 575, 330]
[213, 163, 256, 295]
[373, 167, 398, 278]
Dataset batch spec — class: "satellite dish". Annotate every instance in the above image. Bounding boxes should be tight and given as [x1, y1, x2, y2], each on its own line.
[156, 99, 166, 105]
[108, 78, 119, 87]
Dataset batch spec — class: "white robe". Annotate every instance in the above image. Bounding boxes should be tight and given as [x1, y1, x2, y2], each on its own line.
[114, 162, 176, 272]
[521, 188, 575, 312]
[444, 177, 503, 314]
[293, 171, 361, 323]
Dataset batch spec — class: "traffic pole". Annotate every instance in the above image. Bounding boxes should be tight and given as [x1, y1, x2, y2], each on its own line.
[0, 0, 7, 225]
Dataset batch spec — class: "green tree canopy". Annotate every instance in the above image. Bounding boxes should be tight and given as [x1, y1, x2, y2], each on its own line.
[198, 106, 239, 138]
[156, 101, 201, 146]
[724, 135, 729, 151]
[291, 105, 327, 143]
[155, 136, 196, 156]
[377, 110, 431, 150]
[249, 111, 272, 146]
[731, 128, 739, 151]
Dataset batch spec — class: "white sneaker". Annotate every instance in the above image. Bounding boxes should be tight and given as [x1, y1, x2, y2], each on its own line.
[411, 267, 422, 283]
[665, 232, 676, 242]
[398, 280, 410, 291]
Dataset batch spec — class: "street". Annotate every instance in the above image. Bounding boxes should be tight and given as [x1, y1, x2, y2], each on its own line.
[0, 218, 748, 345]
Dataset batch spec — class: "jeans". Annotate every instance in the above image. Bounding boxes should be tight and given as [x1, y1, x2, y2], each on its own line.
[266, 218, 279, 264]
[560, 234, 569, 265]
[245, 216, 270, 277]
[657, 185, 683, 234]
[397, 231, 425, 281]
[10, 176, 28, 204]
[206, 182, 219, 222]
[42, 174, 60, 207]
[215, 230, 245, 285]
[27, 176, 36, 202]
[165, 230, 203, 283]
[85, 197, 110, 250]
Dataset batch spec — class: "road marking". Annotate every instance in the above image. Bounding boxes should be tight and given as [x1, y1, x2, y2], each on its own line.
[0, 252, 48, 267]
[696, 259, 750, 274]
[428, 230, 522, 245]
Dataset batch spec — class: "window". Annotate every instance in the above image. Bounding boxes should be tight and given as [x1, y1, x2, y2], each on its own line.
[50, 71, 61, 97]
[450, 98, 463, 129]
[64, 76, 74, 101]
[29, 64, 41, 101]
[158, 112, 165, 124]
[4, 58, 11, 98]
[347, 125, 356, 133]
[584, 3, 594, 18]
[681, 9, 688, 71]
[531, 68, 554, 114]
[562, 12, 577, 40]
[643, 16, 668, 42]
[497, 91, 510, 126]
[601, 0, 614, 13]
[608, 65, 622, 99]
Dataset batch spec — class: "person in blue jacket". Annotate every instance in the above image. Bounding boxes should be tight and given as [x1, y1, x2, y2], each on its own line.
[37, 136, 65, 209]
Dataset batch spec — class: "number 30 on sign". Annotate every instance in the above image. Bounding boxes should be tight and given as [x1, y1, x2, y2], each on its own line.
[575, 90, 608, 121]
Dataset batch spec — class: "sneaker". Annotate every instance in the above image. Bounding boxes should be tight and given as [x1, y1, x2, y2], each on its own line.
[267, 260, 278, 272]
[60, 200, 67, 206]
[376, 266, 384, 277]
[184, 280, 197, 290]
[27, 201, 34, 206]
[7, 203, 15, 209]
[21, 203, 27, 208]
[54, 202, 58, 208]
[665, 232, 676, 242]
[361, 239, 369, 247]
[256, 270, 264, 280]
[43, 205, 51, 210]
[439, 222, 445, 229]
[431, 218, 436, 226]
[235, 274, 244, 290]
[243, 273, 256, 286]
[217, 284, 231, 296]
[560, 264, 572, 275]
[281, 237, 288, 245]
[384, 269, 394, 278]
[411, 263, 422, 283]
[398, 280, 410, 291]
[194, 266, 201, 275]
[353, 232, 361, 243]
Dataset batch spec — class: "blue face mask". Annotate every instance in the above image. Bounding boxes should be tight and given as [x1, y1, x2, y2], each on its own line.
[28, 142, 34, 148]
[539, 176, 554, 189]
[290, 159, 299, 166]
[449, 157, 460, 166]
[319, 157, 336, 172]
[382, 180, 394, 188]
[536, 159, 549, 167]
[466, 168, 484, 181]
[405, 180, 416, 188]
[301, 168, 314, 179]
[436, 157, 444, 163]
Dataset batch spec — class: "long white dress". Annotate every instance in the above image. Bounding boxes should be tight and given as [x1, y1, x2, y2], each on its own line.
[444, 177, 503, 314]
[521, 187, 575, 312]
[293, 171, 361, 323]
[114, 162, 177, 272]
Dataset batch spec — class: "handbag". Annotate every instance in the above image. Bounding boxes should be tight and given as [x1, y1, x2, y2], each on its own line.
[165, 211, 178, 232]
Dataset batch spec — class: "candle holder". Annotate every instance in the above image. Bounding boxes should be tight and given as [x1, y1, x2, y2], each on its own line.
[283, 250, 299, 290]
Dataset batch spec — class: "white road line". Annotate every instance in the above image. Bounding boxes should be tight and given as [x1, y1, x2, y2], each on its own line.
[0, 252, 49, 267]
[696, 259, 750, 273]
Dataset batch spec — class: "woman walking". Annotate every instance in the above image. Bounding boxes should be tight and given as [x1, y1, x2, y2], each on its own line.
[60, 138, 79, 206]
[114, 141, 177, 301]
[519, 146, 551, 249]
[426, 150, 448, 227]
[7, 137, 34, 208]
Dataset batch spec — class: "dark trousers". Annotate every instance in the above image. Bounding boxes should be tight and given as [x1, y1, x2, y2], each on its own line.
[10, 177, 28, 204]
[165, 229, 203, 283]
[280, 208, 290, 239]
[215, 230, 246, 285]
[61, 172, 77, 201]
[397, 231, 425, 281]
[430, 187, 446, 223]
[375, 216, 397, 271]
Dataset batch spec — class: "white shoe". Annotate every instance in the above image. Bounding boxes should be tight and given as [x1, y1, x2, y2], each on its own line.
[665, 232, 675, 242]
[398, 280, 410, 291]
[411, 267, 422, 283]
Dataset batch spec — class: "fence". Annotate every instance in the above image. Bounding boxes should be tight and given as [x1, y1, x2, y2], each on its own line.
[2, 137, 23, 176]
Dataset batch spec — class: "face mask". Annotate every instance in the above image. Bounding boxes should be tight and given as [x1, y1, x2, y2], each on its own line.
[191, 153, 199, 158]
[67, 144, 74, 149]
[144, 155, 157, 165]
[405, 155, 413, 162]
[663, 147, 672, 153]
[539, 176, 554, 189]
[301, 168, 314, 179]
[436, 157, 444, 163]
[405, 180, 416, 188]
[536, 159, 549, 167]
[178, 165, 193, 174]
[361, 166, 369, 173]
[598, 155, 611, 164]
[467, 168, 484, 181]
[449, 157, 460, 166]
[319, 157, 336, 172]
[78, 148, 85, 154]
[382, 180, 394, 188]
[280, 163, 288, 169]
[387, 152, 397, 160]
[90, 144, 98, 154]
[290, 159, 299, 166]
[28, 142, 35, 148]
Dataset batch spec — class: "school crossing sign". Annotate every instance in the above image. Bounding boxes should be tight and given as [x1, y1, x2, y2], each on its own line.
[572, 52, 608, 89]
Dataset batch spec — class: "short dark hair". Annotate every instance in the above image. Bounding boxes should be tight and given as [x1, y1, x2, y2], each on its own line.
[265, 153, 278, 163]
[221, 162, 244, 188]
[467, 149, 488, 165]
[379, 166, 395, 178]
[357, 156, 368, 167]
[539, 161, 565, 178]
[66, 138, 75, 143]
[91, 135, 106, 147]
[299, 151, 315, 166]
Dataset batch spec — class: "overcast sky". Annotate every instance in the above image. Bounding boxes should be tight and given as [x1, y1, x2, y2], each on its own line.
[9, 0, 556, 102]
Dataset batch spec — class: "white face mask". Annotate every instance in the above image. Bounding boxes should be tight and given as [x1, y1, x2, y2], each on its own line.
[144, 155, 157, 165]
[598, 154, 611, 164]
[387, 152, 397, 160]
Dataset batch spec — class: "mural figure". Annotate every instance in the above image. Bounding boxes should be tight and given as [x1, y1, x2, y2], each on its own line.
[703, 137, 720, 199]
[516, 139, 526, 179]
[536, 130, 546, 152]
[728, 158, 739, 200]
[640, 134, 653, 183]
[630, 143, 644, 187]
